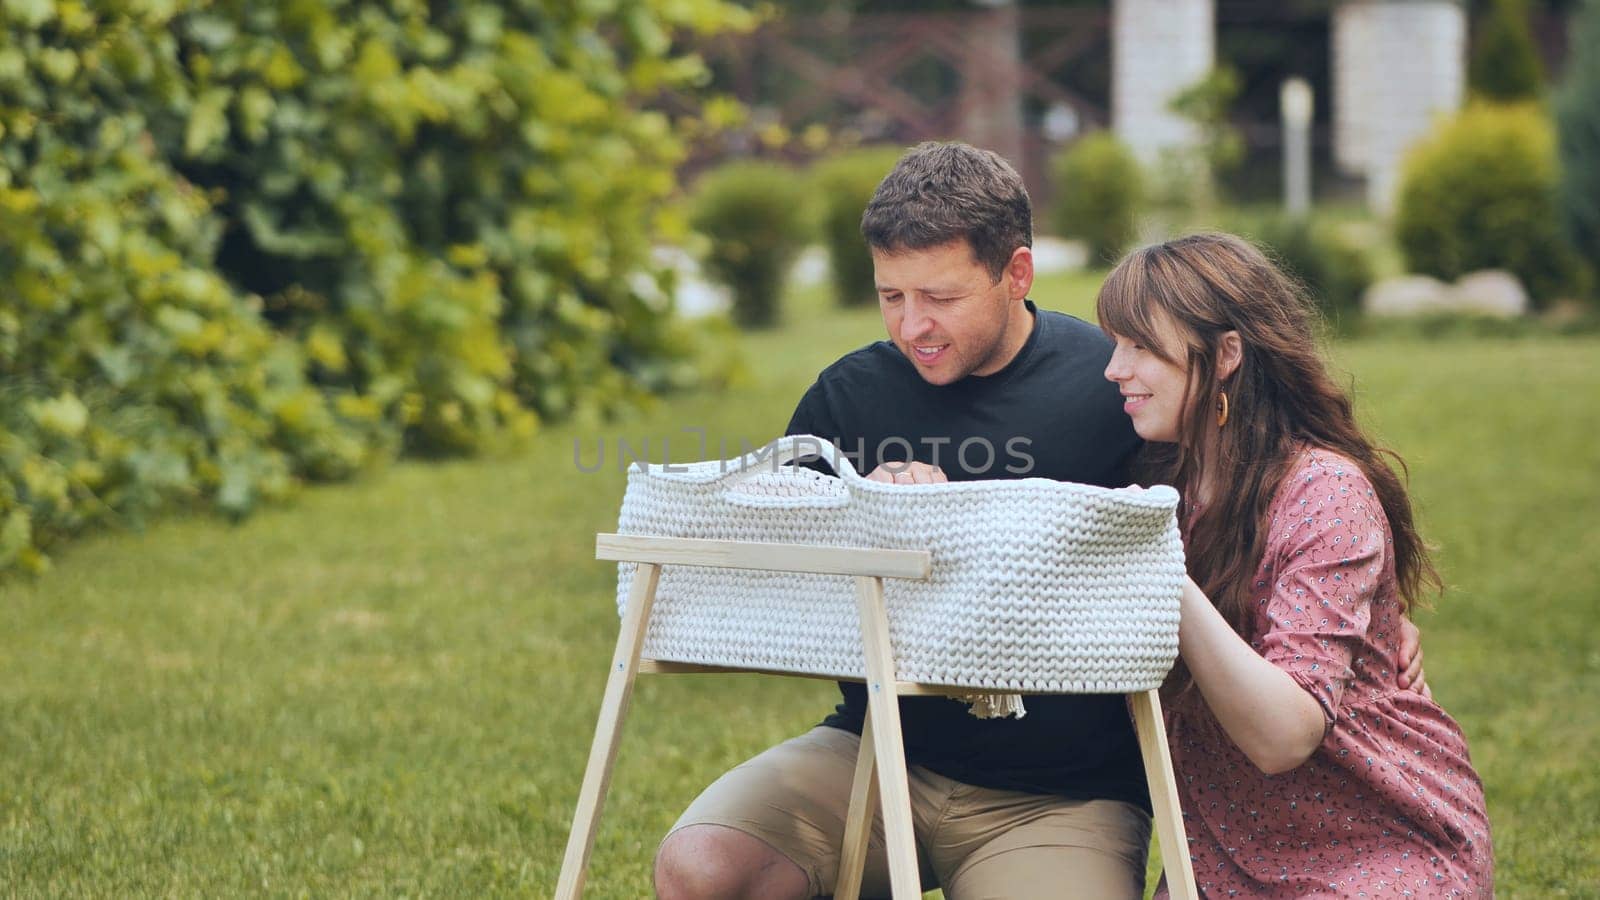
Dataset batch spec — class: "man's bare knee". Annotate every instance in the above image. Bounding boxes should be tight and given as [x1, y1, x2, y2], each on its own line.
[655, 824, 809, 900]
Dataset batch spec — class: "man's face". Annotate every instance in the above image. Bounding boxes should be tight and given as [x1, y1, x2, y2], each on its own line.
[873, 240, 1034, 386]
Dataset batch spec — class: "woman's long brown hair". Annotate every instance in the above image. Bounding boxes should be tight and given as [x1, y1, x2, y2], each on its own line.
[1095, 233, 1441, 703]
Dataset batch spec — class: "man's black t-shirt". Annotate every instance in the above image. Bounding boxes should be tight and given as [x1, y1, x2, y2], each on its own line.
[785, 300, 1151, 812]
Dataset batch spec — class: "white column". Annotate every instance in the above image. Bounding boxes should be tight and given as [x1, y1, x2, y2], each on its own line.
[1112, 0, 1215, 168]
[1332, 1, 1466, 214]
[1332, 2, 1376, 175]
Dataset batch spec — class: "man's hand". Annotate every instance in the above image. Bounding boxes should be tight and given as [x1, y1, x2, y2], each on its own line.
[1397, 616, 1431, 700]
[866, 461, 948, 484]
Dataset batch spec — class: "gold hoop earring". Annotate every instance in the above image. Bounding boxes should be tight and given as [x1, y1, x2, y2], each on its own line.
[1217, 391, 1230, 428]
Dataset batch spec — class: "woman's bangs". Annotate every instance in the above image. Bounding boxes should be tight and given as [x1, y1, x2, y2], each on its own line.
[1096, 250, 1176, 363]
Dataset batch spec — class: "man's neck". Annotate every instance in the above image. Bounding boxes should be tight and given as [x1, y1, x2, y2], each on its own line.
[977, 298, 1037, 377]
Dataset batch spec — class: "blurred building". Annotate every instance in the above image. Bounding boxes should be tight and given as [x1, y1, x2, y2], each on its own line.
[690, 0, 1570, 214]
[1117, 0, 1464, 213]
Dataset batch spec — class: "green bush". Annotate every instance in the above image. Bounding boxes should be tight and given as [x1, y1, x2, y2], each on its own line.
[1394, 103, 1579, 306]
[155, 0, 750, 447]
[0, 0, 750, 575]
[1232, 214, 1375, 327]
[1049, 132, 1146, 266]
[812, 147, 905, 308]
[690, 160, 810, 328]
[1469, 0, 1544, 102]
[1152, 66, 1243, 212]
[1556, 0, 1600, 292]
[0, 4, 382, 575]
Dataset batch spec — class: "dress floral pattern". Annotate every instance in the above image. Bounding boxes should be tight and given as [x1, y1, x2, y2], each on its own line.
[1160, 449, 1493, 898]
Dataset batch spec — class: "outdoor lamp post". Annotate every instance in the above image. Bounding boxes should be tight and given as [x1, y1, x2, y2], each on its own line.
[1281, 77, 1314, 216]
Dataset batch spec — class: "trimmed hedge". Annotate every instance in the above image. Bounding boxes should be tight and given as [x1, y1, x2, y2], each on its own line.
[1048, 132, 1146, 266]
[689, 160, 810, 328]
[1230, 213, 1374, 328]
[0, 0, 749, 575]
[812, 147, 906, 308]
[1395, 103, 1579, 306]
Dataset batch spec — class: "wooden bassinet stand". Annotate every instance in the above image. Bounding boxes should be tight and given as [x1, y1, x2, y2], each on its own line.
[554, 533, 1199, 900]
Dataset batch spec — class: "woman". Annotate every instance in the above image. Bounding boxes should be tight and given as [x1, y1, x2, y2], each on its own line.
[1098, 233, 1492, 897]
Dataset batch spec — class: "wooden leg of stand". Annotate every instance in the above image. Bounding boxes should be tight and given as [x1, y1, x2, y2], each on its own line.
[554, 564, 662, 900]
[853, 576, 920, 900]
[835, 708, 879, 900]
[1131, 689, 1198, 900]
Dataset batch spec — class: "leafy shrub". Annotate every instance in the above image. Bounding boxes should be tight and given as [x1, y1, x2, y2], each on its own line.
[690, 161, 811, 328]
[1231, 214, 1375, 327]
[812, 147, 905, 308]
[1394, 103, 1579, 306]
[0, 4, 385, 575]
[0, 0, 749, 575]
[1556, 0, 1600, 293]
[1469, 0, 1544, 102]
[158, 0, 750, 447]
[1049, 133, 1146, 266]
[1153, 66, 1243, 212]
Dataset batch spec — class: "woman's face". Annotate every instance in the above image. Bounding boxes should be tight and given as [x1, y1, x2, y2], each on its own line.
[1103, 313, 1193, 444]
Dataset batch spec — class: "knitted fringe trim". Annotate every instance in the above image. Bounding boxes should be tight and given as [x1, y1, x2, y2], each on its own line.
[957, 692, 1027, 719]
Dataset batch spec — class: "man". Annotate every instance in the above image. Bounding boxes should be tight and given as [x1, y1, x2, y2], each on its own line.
[653, 142, 1425, 899]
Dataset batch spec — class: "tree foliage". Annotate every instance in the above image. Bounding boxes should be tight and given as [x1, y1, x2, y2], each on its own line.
[1555, 0, 1600, 289]
[1469, 0, 1545, 101]
[0, 0, 750, 575]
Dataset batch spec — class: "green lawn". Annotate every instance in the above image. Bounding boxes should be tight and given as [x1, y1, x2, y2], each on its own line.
[3, 271, 1597, 897]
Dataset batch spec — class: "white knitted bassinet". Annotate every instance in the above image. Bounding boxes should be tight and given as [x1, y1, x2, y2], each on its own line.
[614, 435, 1185, 695]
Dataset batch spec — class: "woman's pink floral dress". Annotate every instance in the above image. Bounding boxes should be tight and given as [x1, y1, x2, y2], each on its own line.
[1161, 449, 1493, 898]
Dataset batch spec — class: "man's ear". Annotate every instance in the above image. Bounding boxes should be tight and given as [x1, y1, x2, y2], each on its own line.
[1217, 330, 1243, 381]
[1004, 246, 1034, 300]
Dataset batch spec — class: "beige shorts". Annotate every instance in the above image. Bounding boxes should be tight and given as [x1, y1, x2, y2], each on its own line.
[665, 726, 1151, 900]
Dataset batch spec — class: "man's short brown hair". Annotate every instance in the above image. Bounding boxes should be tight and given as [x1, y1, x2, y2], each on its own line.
[860, 141, 1033, 281]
